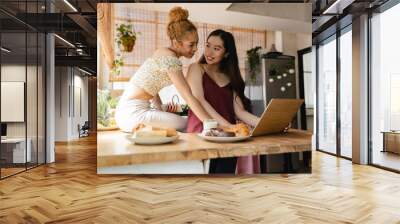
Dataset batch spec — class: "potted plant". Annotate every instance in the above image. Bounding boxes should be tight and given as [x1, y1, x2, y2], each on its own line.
[97, 89, 119, 130]
[110, 57, 124, 76]
[178, 104, 189, 116]
[246, 46, 262, 83]
[97, 89, 111, 128]
[116, 24, 138, 52]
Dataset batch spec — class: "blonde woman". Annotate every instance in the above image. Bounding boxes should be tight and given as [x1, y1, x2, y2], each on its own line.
[116, 7, 232, 132]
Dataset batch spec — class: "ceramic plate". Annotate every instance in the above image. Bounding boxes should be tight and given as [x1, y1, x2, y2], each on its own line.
[197, 134, 250, 143]
[126, 135, 179, 145]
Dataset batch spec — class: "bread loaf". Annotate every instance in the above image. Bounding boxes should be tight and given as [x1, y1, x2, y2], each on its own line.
[235, 123, 250, 137]
[222, 123, 250, 137]
[132, 124, 177, 137]
[134, 130, 167, 138]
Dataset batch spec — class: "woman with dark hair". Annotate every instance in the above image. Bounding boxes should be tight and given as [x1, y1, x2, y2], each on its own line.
[186, 29, 261, 174]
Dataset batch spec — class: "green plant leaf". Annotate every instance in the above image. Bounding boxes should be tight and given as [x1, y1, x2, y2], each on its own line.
[246, 46, 262, 83]
[97, 89, 120, 127]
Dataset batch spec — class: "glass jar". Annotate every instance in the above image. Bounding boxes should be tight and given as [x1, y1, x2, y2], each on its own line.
[203, 119, 218, 130]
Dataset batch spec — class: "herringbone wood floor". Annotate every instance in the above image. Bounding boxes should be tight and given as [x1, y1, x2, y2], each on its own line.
[1, 135, 400, 224]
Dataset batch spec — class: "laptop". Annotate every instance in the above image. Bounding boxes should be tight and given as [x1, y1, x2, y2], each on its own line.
[250, 98, 304, 137]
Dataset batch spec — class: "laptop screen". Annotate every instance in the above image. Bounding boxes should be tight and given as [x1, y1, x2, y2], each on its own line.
[1, 123, 7, 137]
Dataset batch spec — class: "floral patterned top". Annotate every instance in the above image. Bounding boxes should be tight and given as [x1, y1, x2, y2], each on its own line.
[126, 55, 182, 97]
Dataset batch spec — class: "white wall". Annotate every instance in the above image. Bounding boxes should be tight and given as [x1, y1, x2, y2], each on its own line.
[55, 67, 89, 141]
[296, 33, 312, 50]
[0, 65, 42, 137]
[1, 65, 26, 138]
[1, 63, 47, 163]
[260, 31, 312, 100]
[72, 74, 89, 138]
[55, 67, 69, 141]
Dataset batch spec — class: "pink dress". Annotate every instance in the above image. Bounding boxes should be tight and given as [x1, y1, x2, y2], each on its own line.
[186, 72, 260, 174]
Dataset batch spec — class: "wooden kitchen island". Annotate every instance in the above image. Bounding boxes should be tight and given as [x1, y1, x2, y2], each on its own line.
[97, 129, 312, 174]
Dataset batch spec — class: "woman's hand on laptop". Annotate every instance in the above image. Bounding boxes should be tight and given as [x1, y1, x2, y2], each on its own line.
[283, 123, 291, 132]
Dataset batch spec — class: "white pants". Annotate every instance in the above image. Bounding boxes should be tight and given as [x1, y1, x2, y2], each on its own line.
[115, 99, 187, 132]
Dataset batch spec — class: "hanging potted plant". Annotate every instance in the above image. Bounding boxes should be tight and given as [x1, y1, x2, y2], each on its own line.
[110, 57, 124, 76]
[246, 46, 262, 84]
[116, 24, 138, 52]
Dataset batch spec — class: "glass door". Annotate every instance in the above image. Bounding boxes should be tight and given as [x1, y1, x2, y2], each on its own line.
[0, 0, 47, 179]
[370, 2, 400, 171]
[339, 26, 352, 159]
[1, 31, 28, 178]
[298, 48, 314, 132]
[317, 35, 337, 155]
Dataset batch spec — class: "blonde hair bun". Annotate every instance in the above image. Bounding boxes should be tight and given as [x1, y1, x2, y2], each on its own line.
[169, 7, 189, 23]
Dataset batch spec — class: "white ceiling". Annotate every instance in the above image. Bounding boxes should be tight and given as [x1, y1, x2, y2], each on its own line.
[227, 3, 311, 23]
[123, 3, 311, 34]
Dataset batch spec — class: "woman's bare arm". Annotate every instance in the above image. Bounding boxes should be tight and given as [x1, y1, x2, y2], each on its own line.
[167, 67, 216, 124]
[151, 94, 162, 110]
[186, 63, 233, 127]
[233, 92, 260, 127]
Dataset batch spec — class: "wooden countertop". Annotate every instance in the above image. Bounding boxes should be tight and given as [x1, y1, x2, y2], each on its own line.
[97, 129, 312, 168]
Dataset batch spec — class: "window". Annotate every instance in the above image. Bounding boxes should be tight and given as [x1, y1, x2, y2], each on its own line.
[317, 35, 337, 154]
[316, 23, 353, 159]
[339, 27, 352, 158]
[370, 2, 400, 171]
[0, 1, 46, 179]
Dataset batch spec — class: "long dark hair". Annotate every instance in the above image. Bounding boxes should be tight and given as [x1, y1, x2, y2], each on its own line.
[199, 29, 252, 112]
